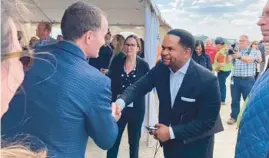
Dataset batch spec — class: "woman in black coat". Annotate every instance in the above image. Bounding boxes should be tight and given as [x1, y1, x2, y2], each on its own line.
[107, 35, 150, 158]
[192, 40, 212, 71]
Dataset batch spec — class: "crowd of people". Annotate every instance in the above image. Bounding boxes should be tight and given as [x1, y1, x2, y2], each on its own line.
[1, 0, 269, 158]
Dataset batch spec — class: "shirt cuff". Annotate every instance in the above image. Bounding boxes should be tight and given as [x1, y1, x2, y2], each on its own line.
[169, 126, 175, 140]
[115, 98, 126, 110]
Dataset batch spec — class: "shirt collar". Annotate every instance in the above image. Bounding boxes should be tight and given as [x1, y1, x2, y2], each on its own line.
[240, 48, 249, 52]
[55, 40, 87, 60]
[170, 58, 191, 75]
[40, 36, 52, 41]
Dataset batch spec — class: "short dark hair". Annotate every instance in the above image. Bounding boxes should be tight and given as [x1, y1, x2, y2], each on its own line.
[167, 29, 195, 51]
[61, 2, 105, 41]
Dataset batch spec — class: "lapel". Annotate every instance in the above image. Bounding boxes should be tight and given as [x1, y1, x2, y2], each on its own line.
[157, 64, 173, 125]
[163, 65, 172, 109]
[172, 60, 197, 109]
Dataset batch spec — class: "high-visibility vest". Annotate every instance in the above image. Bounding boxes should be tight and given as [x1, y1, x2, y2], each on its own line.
[213, 48, 232, 72]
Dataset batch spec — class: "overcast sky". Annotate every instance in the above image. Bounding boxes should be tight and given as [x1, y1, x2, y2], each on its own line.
[155, 0, 266, 41]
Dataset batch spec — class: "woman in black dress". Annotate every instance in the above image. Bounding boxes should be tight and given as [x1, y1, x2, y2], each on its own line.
[192, 40, 212, 71]
[107, 35, 150, 158]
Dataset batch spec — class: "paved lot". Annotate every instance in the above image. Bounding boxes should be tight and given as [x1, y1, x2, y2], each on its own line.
[86, 79, 239, 158]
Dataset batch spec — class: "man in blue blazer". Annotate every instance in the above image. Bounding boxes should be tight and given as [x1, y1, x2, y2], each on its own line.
[1, 2, 119, 158]
[116, 29, 222, 158]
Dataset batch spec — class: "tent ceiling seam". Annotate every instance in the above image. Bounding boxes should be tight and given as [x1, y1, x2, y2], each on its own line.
[29, 0, 52, 22]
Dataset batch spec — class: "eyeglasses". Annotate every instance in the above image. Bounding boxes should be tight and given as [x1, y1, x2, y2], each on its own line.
[124, 44, 137, 48]
[1, 50, 34, 71]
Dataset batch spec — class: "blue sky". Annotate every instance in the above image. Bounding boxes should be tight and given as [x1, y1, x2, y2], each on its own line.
[155, 0, 266, 40]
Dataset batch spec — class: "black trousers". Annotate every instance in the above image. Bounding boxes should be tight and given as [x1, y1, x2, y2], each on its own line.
[107, 107, 144, 158]
[163, 135, 215, 158]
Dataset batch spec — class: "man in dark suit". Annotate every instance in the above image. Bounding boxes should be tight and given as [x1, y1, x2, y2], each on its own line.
[1, 2, 120, 158]
[115, 29, 222, 158]
[89, 29, 113, 71]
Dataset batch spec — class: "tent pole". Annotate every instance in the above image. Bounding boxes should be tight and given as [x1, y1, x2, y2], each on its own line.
[144, 0, 159, 148]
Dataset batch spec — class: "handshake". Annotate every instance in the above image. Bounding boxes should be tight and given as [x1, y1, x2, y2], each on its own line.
[111, 103, 122, 121]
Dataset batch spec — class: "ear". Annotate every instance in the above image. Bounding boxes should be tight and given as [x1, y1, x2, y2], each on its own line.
[85, 30, 93, 45]
[185, 48, 192, 55]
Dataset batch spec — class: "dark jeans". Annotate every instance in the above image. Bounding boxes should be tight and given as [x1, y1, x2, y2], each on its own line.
[107, 107, 144, 158]
[217, 71, 231, 102]
[230, 77, 255, 120]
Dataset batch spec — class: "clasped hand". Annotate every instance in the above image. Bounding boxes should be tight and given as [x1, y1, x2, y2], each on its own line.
[111, 103, 122, 121]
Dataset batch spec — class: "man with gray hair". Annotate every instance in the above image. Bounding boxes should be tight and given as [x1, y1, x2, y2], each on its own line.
[1, 2, 120, 158]
[227, 35, 259, 125]
[33, 22, 57, 48]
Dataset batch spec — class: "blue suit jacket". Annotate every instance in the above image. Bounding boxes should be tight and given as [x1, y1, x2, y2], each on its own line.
[235, 70, 269, 158]
[1, 41, 118, 158]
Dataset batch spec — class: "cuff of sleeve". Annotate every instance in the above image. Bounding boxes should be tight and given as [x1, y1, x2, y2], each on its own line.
[169, 126, 175, 140]
[115, 98, 126, 110]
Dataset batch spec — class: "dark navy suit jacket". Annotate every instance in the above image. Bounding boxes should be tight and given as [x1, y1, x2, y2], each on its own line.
[1, 41, 118, 158]
[119, 60, 221, 158]
[89, 44, 113, 70]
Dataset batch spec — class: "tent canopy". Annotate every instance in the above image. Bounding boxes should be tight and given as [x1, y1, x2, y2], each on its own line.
[21, 0, 170, 29]
[15, 0, 170, 42]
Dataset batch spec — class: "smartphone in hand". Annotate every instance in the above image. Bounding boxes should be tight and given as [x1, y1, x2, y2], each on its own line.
[145, 126, 158, 132]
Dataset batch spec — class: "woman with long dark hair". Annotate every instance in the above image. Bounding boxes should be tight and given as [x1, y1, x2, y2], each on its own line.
[192, 40, 212, 71]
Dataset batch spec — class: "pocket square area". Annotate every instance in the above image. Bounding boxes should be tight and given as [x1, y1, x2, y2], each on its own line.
[181, 97, 196, 102]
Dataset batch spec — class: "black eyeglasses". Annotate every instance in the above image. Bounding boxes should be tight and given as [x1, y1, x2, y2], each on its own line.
[124, 44, 137, 47]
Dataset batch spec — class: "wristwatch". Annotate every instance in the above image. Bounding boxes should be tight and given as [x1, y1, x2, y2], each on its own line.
[237, 56, 241, 60]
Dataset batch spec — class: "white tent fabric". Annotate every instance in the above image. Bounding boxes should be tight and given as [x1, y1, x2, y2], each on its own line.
[13, 0, 170, 42]
[16, 0, 170, 27]
[142, 2, 159, 146]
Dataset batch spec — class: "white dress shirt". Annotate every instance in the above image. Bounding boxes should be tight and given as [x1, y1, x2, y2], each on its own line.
[168, 58, 191, 139]
[116, 59, 191, 140]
